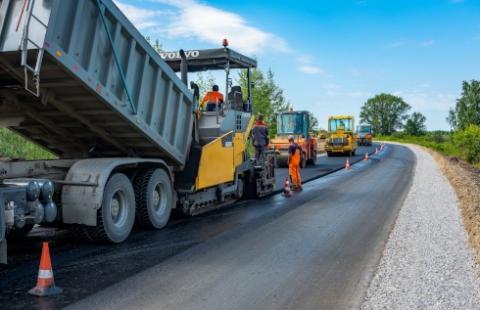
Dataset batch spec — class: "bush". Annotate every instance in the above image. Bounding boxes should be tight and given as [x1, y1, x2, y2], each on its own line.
[453, 125, 480, 164]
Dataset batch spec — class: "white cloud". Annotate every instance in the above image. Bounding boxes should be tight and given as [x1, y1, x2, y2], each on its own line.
[114, 2, 169, 30]
[119, 0, 289, 54]
[297, 55, 324, 75]
[400, 91, 457, 112]
[299, 66, 323, 74]
[419, 39, 436, 47]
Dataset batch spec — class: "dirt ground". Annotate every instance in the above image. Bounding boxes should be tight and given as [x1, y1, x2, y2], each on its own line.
[423, 147, 480, 264]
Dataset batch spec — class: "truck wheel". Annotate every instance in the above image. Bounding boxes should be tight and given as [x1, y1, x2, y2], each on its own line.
[134, 169, 173, 229]
[87, 173, 135, 243]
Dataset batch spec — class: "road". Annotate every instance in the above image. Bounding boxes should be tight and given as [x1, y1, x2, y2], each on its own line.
[0, 143, 415, 310]
[274, 145, 378, 189]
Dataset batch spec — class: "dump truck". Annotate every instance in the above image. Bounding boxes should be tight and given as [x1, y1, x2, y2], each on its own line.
[0, 0, 275, 263]
[270, 110, 318, 167]
[356, 124, 373, 146]
[324, 115, 357, 156]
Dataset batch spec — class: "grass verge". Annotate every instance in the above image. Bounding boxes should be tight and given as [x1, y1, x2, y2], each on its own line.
[0, 128, 55, 160]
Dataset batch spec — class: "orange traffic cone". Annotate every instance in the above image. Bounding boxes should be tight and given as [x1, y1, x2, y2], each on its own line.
[29, 242, 62, 296]
[364, 152, 369, 161]
[283, 176, 292, 197]
[345, 159, 351, 171]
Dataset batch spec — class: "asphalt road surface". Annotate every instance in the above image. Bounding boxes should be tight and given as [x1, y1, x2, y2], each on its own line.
[274, 144, 378, 189]
[0, 143, 415, 310]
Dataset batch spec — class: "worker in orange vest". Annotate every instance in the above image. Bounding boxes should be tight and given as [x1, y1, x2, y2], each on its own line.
[288, 135, 302, 191]
[200, 85, 224, 111]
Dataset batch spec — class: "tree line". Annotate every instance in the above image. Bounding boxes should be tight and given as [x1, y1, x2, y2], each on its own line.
[360, 80, 480, 165]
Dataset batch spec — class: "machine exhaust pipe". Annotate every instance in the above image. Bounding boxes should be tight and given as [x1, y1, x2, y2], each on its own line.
[179, 49, 188, 86]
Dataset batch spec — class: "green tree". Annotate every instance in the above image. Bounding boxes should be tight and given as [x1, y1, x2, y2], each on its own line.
[447, 80, 480, 130]
[238, 68, 291, 136]
[404, 112, 427, 136]
[452, 125, 480, 164]
[360, 93, 411, 135]
[145, 36, 163, 53]
[308, 112, 319, 130]
[195, 72, 216, 97]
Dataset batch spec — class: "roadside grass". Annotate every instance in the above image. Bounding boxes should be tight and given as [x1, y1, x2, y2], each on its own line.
[0, 128, 55, 160]
[377, 131, 479, 168]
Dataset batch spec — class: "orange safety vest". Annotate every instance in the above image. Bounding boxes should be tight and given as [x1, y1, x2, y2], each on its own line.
[201, 91, 224, 107]
[289, 143, 301, 166]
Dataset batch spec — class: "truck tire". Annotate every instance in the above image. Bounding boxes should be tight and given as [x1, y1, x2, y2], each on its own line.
[134, 169, 173, 229]
[86, 173, 135, 243]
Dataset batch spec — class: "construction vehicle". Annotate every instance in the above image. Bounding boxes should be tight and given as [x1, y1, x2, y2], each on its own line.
[356, 124, 373, 146]
[324, 116, 357, 156]
[270, 111, 318, 168]
[0, 0, 275, 263]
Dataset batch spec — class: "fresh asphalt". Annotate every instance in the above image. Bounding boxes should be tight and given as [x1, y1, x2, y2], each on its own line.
[0, 144, 415, 310]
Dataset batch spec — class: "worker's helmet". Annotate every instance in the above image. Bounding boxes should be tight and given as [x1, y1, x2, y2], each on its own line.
[288, 135, 294, 142]
[212, 85, 219, 91]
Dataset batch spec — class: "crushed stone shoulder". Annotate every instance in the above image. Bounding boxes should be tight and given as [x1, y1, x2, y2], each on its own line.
[362, 144, 480, 310]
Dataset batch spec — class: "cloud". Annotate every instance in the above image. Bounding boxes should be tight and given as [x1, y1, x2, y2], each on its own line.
[385, 40, 409, 49]
[297, 55, 324, 75]
[299, 66, 323, 74]
[398, 91, 457, 112]
[419, 39, 436, 47]
[114, 2, 169, 30]
[118, 0, 289, 54]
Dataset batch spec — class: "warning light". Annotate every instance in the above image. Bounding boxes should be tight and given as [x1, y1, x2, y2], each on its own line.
[222, 39, 229, 47]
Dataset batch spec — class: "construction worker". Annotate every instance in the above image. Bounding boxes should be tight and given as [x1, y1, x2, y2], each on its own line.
[251, 114, 269, 163]
[288, 135, 302, 190]
[201, 85, 224, 111]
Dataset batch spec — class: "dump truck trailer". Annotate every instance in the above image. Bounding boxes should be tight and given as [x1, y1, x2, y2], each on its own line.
[0, 0, 274, 263]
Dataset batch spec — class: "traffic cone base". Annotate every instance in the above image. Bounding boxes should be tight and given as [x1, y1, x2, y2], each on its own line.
[29, 242, 62, 297]
[28, 284, 63, 297]
[284, 177, 292, 197]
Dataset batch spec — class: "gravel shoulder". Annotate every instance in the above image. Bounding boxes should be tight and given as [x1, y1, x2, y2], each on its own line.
[362, 144, 480, 309]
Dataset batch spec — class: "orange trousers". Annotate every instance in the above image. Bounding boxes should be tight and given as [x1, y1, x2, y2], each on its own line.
[289, 150, 302, 187]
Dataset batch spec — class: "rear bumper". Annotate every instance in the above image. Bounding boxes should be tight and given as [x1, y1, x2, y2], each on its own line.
[325, 145, 354, 152]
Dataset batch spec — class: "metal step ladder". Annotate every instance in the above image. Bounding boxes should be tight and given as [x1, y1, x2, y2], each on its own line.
[20, 0, 47, 97]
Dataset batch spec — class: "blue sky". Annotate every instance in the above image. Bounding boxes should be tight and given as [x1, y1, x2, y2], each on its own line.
[115, 0, 480, 130]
